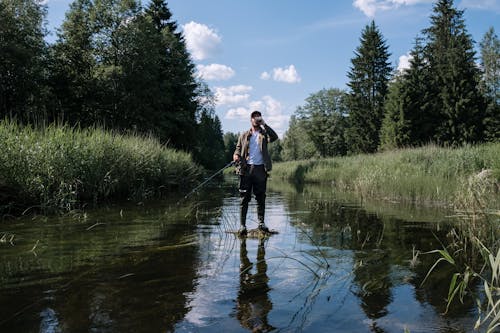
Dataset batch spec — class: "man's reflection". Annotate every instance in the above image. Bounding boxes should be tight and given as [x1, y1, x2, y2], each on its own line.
[236, 237, 274, 332]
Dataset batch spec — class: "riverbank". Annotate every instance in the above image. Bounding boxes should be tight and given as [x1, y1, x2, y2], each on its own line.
[0, 121, 202, 214]
[271, 143, 500, 210]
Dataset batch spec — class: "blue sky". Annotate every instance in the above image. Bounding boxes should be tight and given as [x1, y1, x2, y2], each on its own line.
[44, 0, 500, 136]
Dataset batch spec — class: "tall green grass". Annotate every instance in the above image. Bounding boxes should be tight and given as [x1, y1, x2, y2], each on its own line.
[272, 144, 500, 331]
[272, 143, 500, 209]
[0, 120, 202, 213]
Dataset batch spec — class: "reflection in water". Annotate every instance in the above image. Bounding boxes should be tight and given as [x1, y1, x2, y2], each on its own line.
[237, 237, 274, 332]
[0, 181, 484, 333]
[351, 214, 393, 323]
[0, 207, 201, 333]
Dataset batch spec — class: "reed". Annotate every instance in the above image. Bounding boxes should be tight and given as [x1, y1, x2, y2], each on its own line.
[0, 120, 202, 213]
[272, 143, 500, 209]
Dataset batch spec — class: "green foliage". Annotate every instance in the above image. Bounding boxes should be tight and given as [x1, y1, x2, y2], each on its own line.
[268, 139, 283, 162]
[346, 21, 392, 154]
[480, 27, 500, 142]
[0, 0, 47, 122]
[272, 143, 500, 209]
[381, 36, 436, 150]
[4, 0, 205, 153]
[281, 116, 319, 161]
[296, 88, 348, 157]
[223, 131, 239, 163]
[379, 76, 411, 150]
[480, 27, 500, 105]
[0, 120, 201, 213]
[421, 216, 500, 332]
[193, 110, 225, 171]
[0, 0, 224, 171]
[423, 0, 485, 145]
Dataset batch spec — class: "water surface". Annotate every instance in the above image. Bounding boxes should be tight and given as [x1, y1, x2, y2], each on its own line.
[0, 180, 480, 332]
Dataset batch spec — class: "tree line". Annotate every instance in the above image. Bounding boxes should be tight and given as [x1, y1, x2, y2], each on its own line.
[0, 0, 225, 170]
[272, 0, 499, 161]
[2, 0, 498, 169]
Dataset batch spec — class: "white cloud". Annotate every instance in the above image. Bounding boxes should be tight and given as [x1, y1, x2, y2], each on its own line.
[397, 53, 412, 72]
[197, 64, 235, 81]
[182, 21, 222, 61]
[224, 95, 289, 136]
[214, 85, 252, 106]
[460, 0, 500, 12]
[226, 107, 250, 120]
[262, 65, 301, 83]
[353, 0, 433, 17]
[260, 71, 271, 80]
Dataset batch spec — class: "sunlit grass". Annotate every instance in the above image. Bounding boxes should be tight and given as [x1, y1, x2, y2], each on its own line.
[272, 143, 500, 209]
[0, 120, 202, 213]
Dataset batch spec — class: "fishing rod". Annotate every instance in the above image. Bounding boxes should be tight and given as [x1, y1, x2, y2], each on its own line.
[181, 160, 235, 200]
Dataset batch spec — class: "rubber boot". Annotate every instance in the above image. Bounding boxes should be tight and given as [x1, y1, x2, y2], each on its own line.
[239, 199, 249, 236]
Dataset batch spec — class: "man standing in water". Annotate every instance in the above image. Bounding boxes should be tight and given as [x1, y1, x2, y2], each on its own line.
[233, 111, 278, 236]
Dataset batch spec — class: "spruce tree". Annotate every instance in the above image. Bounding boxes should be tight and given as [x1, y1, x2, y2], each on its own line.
[380, 76, 411, 150]
[404, 36, 436, 145]
[423, 0, 485, 145]
[346, 21, 392, 154]
[380, 36, 435, 149]
[479, 27, 500, 141]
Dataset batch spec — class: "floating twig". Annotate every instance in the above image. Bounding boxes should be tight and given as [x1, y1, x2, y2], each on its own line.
[86, 222, 105, 231]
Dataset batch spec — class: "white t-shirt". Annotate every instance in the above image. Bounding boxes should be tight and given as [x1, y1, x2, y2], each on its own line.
[248, 130, 264, 165]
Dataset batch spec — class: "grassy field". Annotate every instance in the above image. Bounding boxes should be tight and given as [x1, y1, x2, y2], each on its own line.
[0, 120, 202, 214]
[271, 143, 500, 210]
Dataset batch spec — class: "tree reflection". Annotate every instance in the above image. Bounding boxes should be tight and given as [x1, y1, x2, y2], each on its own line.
[351, 213, 393, 325]
[236, 237, 274, 332]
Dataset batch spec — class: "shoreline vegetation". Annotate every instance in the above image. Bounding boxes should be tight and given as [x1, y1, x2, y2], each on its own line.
[271, 143, 500, 332]
[0, 120, 202, 215]
[271, 143, 500, 211]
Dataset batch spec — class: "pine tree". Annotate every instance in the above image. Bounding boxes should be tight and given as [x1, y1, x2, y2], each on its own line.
[346, 21, 392, 154]
[479, 27, 500, 141]
[423, 0, 485, 145]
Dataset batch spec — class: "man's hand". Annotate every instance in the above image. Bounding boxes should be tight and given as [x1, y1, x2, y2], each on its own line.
[233, 154, 240, 162]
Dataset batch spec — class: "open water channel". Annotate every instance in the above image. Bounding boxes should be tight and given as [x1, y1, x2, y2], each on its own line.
[0, 178, 481, 332]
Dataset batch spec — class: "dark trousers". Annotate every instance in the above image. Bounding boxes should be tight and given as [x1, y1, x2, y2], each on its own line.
[239, 164, 267, 226]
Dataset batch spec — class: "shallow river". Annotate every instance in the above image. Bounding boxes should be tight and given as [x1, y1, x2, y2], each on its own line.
[0, 179, 481, 332]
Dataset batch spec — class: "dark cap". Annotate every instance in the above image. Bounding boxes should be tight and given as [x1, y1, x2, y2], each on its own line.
[250, 110, 262, 118]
